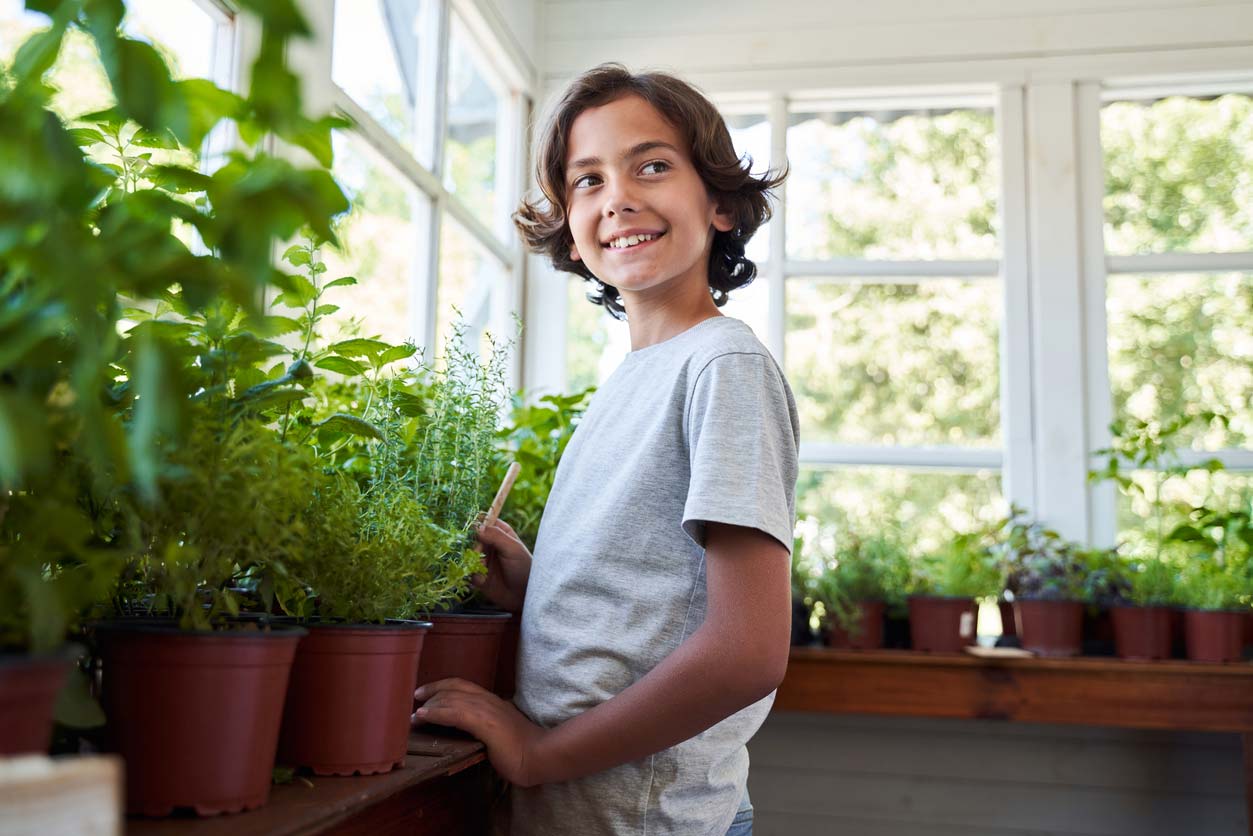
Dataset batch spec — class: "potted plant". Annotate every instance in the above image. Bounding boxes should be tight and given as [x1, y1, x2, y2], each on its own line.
[264, 243, 451, 775]
[2, 0, 342, 776]
[410, 323, 516, 694]
[1090, 413, 1229, 662]
[1169, 498, 1252, 663]
[908, 528, 1004, 653]
[815, 532, 909, 651]
[789, 530, 818, 647]
[999, 512, 1091, 657]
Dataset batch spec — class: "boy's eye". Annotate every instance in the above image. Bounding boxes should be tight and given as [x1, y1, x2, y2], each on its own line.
[640, 160, 670, 175]
[572, 174, 601, 189]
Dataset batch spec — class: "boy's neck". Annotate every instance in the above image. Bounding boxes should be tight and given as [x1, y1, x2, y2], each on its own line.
[622, 283, 723, 352]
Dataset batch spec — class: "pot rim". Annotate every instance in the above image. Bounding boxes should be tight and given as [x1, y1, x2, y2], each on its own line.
[421, 609, 513, 622]
[92, 618, 308, 639]
[297, 618, 433, 631]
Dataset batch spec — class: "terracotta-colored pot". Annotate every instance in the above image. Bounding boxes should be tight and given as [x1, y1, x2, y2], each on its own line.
[1110, 605, 1173, 660]
[1014, 599, 1084, 657]
[1244, 611, 1253, 650]
[997, 601, 1017, 637]
[1169, 607, 1186, 657]
[1184, 609, 1246, 664]
[494, 613, 522, 699]
[825, 601, 886, 650]
[278, 621, 430, 775]
[415, 610, 512, 693]
[0, 655, 68, 756]
[907, 596, 977, 654]
[97, 622, 304, 816]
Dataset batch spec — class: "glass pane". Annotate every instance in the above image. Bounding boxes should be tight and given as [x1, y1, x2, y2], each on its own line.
[786, 279, 1001, 447]
[1107, 273, 1253, 449]
[1115, 469, 1253, 558]
[444, 13, 504, 234]
[2, 0, 222, 120]
[721, 276, 770, 346]
[332, 0, 434, 165]
[322, 130, 424, 347]
[725, 112, 772, 265]
[798, 465, 1005, 556]
[786, 105, 999, 260]
[565, 279, 629, 390]
[437, 215, 509, 357]
[1102, 93, 1253, 255]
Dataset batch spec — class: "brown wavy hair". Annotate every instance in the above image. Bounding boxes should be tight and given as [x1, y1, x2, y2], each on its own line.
[513, 64, 786, 320]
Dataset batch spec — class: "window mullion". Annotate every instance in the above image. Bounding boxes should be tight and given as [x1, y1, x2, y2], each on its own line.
[1107, 251, 1253, 274]
[767, 94, 788, 364]
[784, 259, 999, 279]
[996, 83, 1037, 519]
[1024, 81, 1094, 543]
[1077, 80, 1118, 549]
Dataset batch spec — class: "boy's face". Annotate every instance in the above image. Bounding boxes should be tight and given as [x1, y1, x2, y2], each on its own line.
[563, 94, 734, 301]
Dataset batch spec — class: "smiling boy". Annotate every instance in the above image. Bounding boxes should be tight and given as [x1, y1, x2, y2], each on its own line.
[412, 64, 798, 836]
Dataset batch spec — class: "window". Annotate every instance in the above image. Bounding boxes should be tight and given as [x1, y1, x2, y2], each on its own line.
[324, 0, 528, 362]
[1096, 88, 1253, 548]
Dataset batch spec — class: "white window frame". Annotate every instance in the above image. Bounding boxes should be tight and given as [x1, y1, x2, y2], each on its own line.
[287, 0, 532, 386]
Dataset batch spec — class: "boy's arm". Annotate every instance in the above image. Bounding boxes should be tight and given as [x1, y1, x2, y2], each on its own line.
[413, 524, 791, 786]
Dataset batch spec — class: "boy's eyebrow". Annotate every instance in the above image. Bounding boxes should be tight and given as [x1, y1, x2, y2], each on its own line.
[567, 140, 679, 175]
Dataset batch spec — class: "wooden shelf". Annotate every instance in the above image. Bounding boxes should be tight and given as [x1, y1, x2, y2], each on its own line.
[777, 647, 1253, 733]
[127, 733, 489, 836]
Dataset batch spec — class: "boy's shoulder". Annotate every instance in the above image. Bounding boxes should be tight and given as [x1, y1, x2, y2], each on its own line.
[683, 316, 777, 376]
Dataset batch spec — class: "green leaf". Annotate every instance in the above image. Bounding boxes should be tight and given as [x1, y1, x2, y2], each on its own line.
[313, 304, 339, 317]
[282, 244, 310, 266]
[262, 315, 302, 335]
[68, 127, 105, 146]
[314, 355, 365, 377]
[329, 338, 390, 359]
[150, 165, 211, 194]
[324, 276, 357, 289]
[380, 343, 418, 365]
[54, 667, 106, 728]
[101, 38, 176, 133]
[129, 128, 181, 149]
[313, 413, 383, 440]
[12, 16, 68, 83]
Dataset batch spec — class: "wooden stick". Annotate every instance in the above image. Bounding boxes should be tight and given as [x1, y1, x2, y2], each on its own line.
[482, 461, 521, 531]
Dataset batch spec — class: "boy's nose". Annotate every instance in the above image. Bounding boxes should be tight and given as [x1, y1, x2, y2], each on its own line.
[601, 180, 640, 218]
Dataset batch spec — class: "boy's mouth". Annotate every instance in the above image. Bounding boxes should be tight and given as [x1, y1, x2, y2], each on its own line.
[601, 230, 665, 251]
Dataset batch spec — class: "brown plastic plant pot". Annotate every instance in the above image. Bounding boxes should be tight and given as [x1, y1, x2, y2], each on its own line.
[96, 621, 305, 817]
[0, 655, 69, 756]
[907, 596, 977, 654]
[1014, 599, 1084, 657]
[1110, 604, 1173, 660]
[494, 613, 522, 699]
[414, 610, 513, 694]
[278, 620, 430, 776]
[1184, 609, 1246, 664]
[825, 601, 886, 651]
[997, 600, 1017, 638]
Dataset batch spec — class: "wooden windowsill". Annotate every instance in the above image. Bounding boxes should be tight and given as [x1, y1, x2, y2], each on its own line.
[777, 646, 1253, 733]
[127, 732, 487, 836]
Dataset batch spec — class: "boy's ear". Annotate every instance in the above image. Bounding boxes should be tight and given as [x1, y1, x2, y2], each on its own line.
[569, 241, 582, 262]
[711, 204, 735, 234]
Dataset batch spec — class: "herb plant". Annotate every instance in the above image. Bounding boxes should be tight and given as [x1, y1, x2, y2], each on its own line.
[913, 527, 1005, 599]
[814, 532, 910, 634]
[998, 510, 1090, 602]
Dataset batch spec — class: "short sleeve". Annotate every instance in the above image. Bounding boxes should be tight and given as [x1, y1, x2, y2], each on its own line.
[681, 351, 800, 553]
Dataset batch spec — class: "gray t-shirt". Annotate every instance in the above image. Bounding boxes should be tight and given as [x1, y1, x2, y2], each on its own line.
[512, 316, 800, 836]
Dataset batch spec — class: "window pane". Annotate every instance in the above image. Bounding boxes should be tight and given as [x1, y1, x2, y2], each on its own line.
[786, 279, 1001, 447]
[786, 105, 999, 260]
[725, 112, 772, 265]
[2, 0, 223, 120]
[1107, 273, 1252, 449]
[565, 279, 629, 390]
[1102, 93, 1253, 256]
[721, 276, 770, 346]
[1116, 470, 1253, 557]
[323, 130, 425, 346]
[798, 465, 1005, 555]
[437, 215, 509, 356]
[332, 0, 434, 165]
[444, 13, 505, 234]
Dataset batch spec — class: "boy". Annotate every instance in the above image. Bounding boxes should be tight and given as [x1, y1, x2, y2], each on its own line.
[413, 64, 798, 836]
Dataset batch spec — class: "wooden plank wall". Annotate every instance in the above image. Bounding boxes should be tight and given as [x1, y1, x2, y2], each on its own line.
[748, 712, 1246, 835]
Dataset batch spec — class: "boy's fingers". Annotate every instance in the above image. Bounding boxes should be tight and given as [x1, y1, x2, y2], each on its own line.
[414, 677, 490, 702]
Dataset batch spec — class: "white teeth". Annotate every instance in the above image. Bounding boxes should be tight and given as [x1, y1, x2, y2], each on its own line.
[609, 233, 657, 249]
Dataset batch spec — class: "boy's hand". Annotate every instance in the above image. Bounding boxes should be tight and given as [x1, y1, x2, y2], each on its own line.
[412, 678, 548, 787]
[472, 518, 532, 613]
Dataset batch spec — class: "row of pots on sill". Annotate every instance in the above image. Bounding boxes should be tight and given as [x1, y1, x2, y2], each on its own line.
[797, 596, 1249, 663]
[0, 609, 520, 818]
